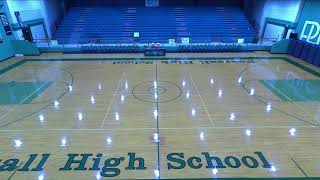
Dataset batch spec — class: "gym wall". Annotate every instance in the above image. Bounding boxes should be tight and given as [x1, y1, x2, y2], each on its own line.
[295, 0, 320, 45]
[0, 0, 14, 61]
[244, 0, 302, 39]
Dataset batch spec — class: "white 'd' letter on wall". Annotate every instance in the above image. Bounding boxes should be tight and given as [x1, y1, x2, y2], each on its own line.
[300, 20, 320, 45]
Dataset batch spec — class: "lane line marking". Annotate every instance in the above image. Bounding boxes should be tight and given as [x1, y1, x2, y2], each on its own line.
[100, 73, 124, 128]
[0, 81, 51, 121]
[262, 80, 319, 123]
[8, 161, 24, 180]
[188, 72, 215, 127]
[292, 158, 308, 178]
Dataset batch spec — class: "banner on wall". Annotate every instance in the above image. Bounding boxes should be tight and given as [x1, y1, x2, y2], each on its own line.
[300, 20, 320, 45]
[0, 13, 12, 35]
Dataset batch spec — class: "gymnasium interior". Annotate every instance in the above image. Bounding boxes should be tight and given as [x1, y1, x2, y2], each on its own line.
[1, 0, 320, 179]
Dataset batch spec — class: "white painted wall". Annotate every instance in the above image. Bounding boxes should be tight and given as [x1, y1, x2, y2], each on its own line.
[5, 0, 48, 39]
[244, 0, 302, 39]
[6, 0, 42, 22]
[261, 0, 302, 39]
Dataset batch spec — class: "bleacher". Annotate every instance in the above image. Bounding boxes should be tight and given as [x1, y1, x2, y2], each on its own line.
[55, 6, 257, 44]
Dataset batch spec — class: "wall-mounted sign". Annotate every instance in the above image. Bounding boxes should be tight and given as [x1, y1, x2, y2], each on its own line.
[237, 38, 245, 44]
[51, 40, 59, 46]
[134, 32, 140, 38]
[0, 13, 12, 35]
[300, 20, 320, 45]
[181, 37, 190, 45]
[169, 38, 175, 45]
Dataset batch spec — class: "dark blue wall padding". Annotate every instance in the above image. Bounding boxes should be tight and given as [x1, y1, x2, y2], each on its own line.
[306, 45, 319, 64]
[71, 0, 145, 6]
[288, 39, 320, 67]
[300, 43, 311, 61]
[313, 48, 320, 67]
[288, 39, 297, 56]
[160, 0, 243, 5]
[293, 40, 305, 58]
[71, 0, 243, 6]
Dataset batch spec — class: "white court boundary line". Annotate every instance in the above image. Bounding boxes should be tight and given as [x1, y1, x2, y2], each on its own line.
[0, 81, 51, 121]
[188, 72, 215, 127]
[262, 80, 319, 123]
[100, 73, 124, 128]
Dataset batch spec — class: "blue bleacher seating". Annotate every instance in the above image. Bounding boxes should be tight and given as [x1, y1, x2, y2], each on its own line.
[55, 6, 257, 44]
[293, 40, 305, 58]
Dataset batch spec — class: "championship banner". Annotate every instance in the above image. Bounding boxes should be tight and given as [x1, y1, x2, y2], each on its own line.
[0, 13, 12, 35]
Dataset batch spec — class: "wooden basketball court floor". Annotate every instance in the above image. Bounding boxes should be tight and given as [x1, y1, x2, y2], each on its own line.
[1, 52, 320, 179]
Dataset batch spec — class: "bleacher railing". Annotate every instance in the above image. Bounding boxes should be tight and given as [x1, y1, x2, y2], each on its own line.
[34, 36, 277, 49]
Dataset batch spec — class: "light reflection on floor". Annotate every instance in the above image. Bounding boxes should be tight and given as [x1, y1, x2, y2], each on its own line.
[0, 54, 319, 179]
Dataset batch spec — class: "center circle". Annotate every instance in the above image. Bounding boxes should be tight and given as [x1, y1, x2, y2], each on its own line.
[132, 81, 182, 103]
[148, 86, 167, 95]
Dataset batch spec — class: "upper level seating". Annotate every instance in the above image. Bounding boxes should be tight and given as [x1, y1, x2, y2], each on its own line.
[55, 6, 257, 44]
